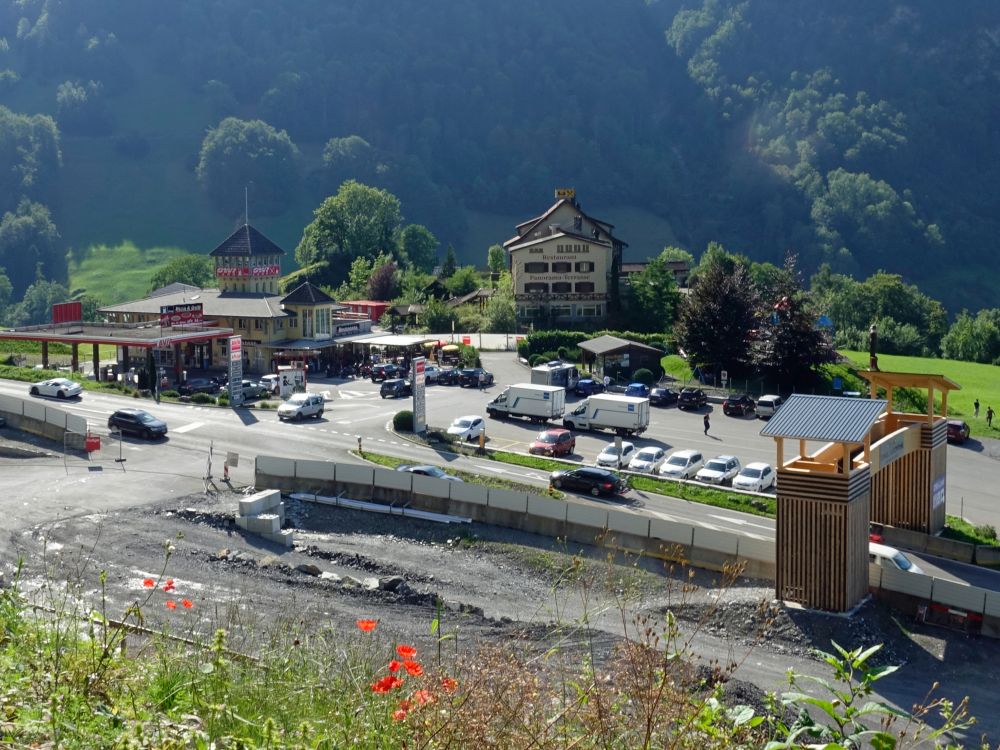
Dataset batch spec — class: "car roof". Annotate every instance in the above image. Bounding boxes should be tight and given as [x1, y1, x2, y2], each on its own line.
[538, 428, 570, 436]
[603, 440, 635, 449]
[742, 461, 771, 471]
[869, 541, 903, 556]
[759, 394, 782, 400]
[670, 449, 700, 457]
[711, 454, 738, 462]
[456, 414, 480, 420]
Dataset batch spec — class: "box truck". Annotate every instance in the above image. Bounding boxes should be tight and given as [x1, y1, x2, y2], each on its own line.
[561, 393, 650, 436]
[530, 361, 580, 390]
[486, 383, 566, 423]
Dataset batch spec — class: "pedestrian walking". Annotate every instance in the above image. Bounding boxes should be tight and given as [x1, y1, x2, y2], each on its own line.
[603, 374, 611, 390]
[478, 371, 486, 391]
[974, 398, 980, 418]
[987, 406, 994, 428]
[703, 413, 710, 435]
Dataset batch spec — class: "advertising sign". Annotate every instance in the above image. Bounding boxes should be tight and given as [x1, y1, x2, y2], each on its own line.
[228, 336, 243, 406]
[277, 365, 306, 398]
[412, 357, 426, 434]
[52, 301, 83, 324]
[159, 303, 204, 327]
[215, 265, 281, 278]
[554, 187, 576, 199]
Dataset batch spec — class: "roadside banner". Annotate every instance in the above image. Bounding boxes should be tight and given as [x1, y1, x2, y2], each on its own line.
[229, 336, 243, 406]
[412, 357, 426, 434]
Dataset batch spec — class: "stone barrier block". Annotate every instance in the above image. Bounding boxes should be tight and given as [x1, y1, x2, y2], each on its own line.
[67, 413, 87, 436]
[487, 488, 528, 513]
[692, 527, 739, 556]
[0, 394, 23, 416]
[868, 563, 882, 588]
[336, 463, 374, 486]
[880, 567, 933, 598]
[736, 535, 775, 564]
[22, 399, 46, 422]
[296, 460, 336, 481]
[930, 578, 987, 613]
[45, 408, 67, 429]
[449, 481, 488, 506]
[256, 456, 296, 479]
[976, 546, 1000, 566]
[924, 535, 975, 563]
[260, 529, 295, 548]
[236, 513, 281, 534]
[239, 490, 282, 517]
[527, 494, 567, 521]
[411, 473, 455, 499]
[649, 518, 694, 546]
[985, 591, 1000, 619]
[374, 467, 413, 491]
[607, 508, 649, 537]
[565, 502, 608, 531]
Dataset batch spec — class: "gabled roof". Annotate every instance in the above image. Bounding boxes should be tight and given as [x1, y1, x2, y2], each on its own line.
[505, 197, 625, 250]
[280, 282, 341, 307]
[447, 287, 494, 307]
[149, 282, 201, 298]
[578, 335, 663, 356]
[505, 231, 612, 254]
[100, 289, 291, 319]
[759, 394, 888, 444]
[209, 224, 286, 257]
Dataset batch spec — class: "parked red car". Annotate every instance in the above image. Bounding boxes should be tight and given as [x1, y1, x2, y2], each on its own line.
[946, 420, 970, 444]
[529, 428, 576, 457]
[722, 393, 756, 417]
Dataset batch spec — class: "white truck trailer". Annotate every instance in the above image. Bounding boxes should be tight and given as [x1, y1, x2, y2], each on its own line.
[486, 383, 566, 423]
[530, 361, 580, 390]
[561, 393, 650, 436]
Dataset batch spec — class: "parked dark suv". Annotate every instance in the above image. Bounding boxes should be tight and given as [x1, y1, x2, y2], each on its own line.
[458, 368, 494, 388]
[177, 378, 220, 396]
[108, 408, 168, 439]
[677, 387, 708, 410]
[370, 363, 401, 382]
[380, 378, 412, 399]
[649, 387, 679, 407]
[722, 393, 756, 417]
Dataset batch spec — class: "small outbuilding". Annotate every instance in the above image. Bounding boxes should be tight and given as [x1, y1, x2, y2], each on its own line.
[578, 334, 664, 381]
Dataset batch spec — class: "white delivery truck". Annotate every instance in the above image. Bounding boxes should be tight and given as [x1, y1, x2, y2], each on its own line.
[486, 383, 565, 423]
[561, 393, 650, 436]
[530, 361, 580, 390]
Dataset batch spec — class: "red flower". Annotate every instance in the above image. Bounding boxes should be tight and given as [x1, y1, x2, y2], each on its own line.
[392, 708, 408, 722]
[396, 644, 417, 659]
[142, 578, 155, 588]
[388, 659, 401, 673]
[403, 660, 423, 677]
[441, 677, 458, 693]
[413, 689, 436, 706]
[181, 599, 193, 609]
[356, 619, 378, 632]
[163, 581, 176, 592]
[165, 600, 177, 610]
[371, 675, 404, 693]
[398, 699, 412, 711]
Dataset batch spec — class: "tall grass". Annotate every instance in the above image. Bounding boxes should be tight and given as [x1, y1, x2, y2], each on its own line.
[67, 240, 191, 305]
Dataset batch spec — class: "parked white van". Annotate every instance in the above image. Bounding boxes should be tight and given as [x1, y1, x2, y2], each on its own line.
[658, 449, 704, 480]
[869, 542, 924, 575]
[756, 394, 784, 419]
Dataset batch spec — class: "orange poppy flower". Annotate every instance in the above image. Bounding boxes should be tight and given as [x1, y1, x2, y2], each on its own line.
[356, 619, 378, 632]
[165, 600, 177, 610]
[413, 689, 436, 706]
[403, 660, 423, 677]
[181, 600, 193, 609]
[388, 659, 401, 673]
[392, 708, 408, 721]
[142, 578, 155, 588]
[440, 677, 458, 693]
[395, 644, 417, 659]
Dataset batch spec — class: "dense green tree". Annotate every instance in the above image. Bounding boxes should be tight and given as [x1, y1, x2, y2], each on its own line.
[322, 135, 377, 187]
[148, 254, 214, 292]
[420, 297, 458, 334]
[445, 266, 481, 298]
[4, 276, 70, 326]
[487, 244, 506, 276]
[0, 106, 61, 214]
[940, 310, 1000, 364]
[0, 267, 12, 313]
[626, 249, 681, 332]
[196, 117, 300, 216]
[55, 79, 111, 134]
[440, 244, 458, 278]
[366, 261, 399, 301]
[674, 251, 758, 377]
[0, 199, 61, 299]
[480, 271, 516, 333]
[296, 181, 402, 287]
[397, 224, 438, 274]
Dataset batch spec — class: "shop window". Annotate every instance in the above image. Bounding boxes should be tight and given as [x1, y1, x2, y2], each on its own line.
[238, 319, 248, 329]
[254, 319, 264, 330]
[517, 306, 540, 318]
[575, 282, 595, 293]
[524, 262, 548, 274]
[575, 261, 595, 273]
[579, 305, 601, 316]
[551, 305, 572, 317]
[551, 262, 572, 273]
[551, 282, 572, 293]
[524, 282, 549, 293]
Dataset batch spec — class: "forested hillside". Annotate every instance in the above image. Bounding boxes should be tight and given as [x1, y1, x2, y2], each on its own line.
[0, 0, 997, 314]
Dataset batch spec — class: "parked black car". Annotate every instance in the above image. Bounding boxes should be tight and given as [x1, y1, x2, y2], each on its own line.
[380, 378, 412, 398]
[107, 408, 168, 439]
[177, 378, 220, 396]
[549, 467, 628, 497]
[436, 368, 462, 385]
[458, 368, 494, 387]
[722, 393, 756, 416]
[649, 387, 679, 407]
[677, 387, 708, 410]
[370, 363, 401, 382]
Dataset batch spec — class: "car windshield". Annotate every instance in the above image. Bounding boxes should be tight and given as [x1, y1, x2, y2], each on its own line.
[705, 460, 728, 471]
[599, 447, 618, 456]
[536, 433, 557, 443]
[288, 394, 309, 404]
[636, 449, 659, 461]
[740, 468, 762, 478]
[137, 413, 156, 423]
[454, 419, 472, 428]
[667, 456, 687, 466]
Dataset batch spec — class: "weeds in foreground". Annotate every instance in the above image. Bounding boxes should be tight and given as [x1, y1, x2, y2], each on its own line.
[0, 533, 986, 748]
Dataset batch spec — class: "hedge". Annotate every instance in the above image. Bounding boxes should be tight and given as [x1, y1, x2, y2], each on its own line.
[517, 330, 670, 360]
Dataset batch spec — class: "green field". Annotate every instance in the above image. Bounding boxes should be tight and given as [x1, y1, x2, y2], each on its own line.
[67, 241, 192, 305]
[839, 350, 1000, 438]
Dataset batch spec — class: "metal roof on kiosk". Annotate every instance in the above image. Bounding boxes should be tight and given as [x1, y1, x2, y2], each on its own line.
[759, 394, 888, 444]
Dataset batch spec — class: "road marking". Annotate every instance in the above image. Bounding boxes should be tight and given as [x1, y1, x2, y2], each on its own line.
[708, 514, 775, 532]
[172, 422, 204, 434]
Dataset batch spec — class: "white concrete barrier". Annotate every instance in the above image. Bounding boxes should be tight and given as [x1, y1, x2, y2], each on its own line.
[692, 527, 739, 556]
[23, 399, 46, 422]
[931, 578, 988, 613]
[0, 394, 23, 415]
[373, 467, 413, 491]
[649, 518, 694, 546]
[295, 459, 336, 481]
[985, 591, 1000, 618]
[336, 463, 374, 486]
[240, 490, 283, 516]
[527, 494, 567, 521]
[736, 535, 775, 564]
[411, 473, 456, 499]
[67, 413, 87, 435]
[449, 481, 489, 506]
[487, 488, 529, 513]
[256, 456, 296, 478]
[566, 502, 609, 531]
[880, 567, 933, 598]
[607, 508, 650, 537]
[45, 408, 67, 429]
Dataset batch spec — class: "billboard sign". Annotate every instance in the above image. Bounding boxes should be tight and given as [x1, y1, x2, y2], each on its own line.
[159, 303, 204, 327]
[216, 265, 281, 278]
[52, 301, 83, 324]
[228, 336, 243, 406]
[412, 357, 426, 434]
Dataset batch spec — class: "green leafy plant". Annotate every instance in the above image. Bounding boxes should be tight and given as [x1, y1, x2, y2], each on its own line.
[393, 410, 414, 431]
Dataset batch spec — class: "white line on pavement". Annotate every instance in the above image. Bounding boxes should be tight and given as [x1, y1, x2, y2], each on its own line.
[172, 422, 204, 434]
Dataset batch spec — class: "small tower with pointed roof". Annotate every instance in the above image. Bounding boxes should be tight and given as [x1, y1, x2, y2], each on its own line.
[209, 224, 285, 295]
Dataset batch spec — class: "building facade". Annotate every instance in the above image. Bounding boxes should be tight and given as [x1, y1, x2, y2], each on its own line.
[503, 192, 626, 326]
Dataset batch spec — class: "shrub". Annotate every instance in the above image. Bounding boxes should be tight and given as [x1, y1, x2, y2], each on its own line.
[191, 393, 215, 404]
[529, 354, 546, 367]
[632, 368, 654, 386]
[217, 393, 230, 406]
[393, 410, 414, 431]
[160, 389, 180, 398]
[258, 401, 276, 410]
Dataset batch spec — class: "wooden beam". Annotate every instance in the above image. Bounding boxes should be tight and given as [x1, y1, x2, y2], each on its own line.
[841, 443, 850, 475]
[776, 436, 783, 468]
[941, 389, 948, 417]
[926, 386, 934, 425]
[799, 438, 806, 460]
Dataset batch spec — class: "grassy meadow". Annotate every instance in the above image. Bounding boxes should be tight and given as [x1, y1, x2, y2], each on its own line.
[67, 241, 191, 305]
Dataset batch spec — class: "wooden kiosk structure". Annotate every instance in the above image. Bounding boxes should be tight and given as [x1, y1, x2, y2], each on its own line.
[763, 395, 887, 612]
[858, 371, 958, 534]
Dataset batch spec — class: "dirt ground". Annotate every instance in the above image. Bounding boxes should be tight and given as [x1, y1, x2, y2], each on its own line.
[3, 452, 999, 744]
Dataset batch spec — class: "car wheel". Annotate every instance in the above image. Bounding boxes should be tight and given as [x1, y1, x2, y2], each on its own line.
[56, 390, 66, 399]
[381, 394, 387, 399]
[553, 479, 563, 489]
[315, 410, 323, 419]
[591, 486, 601, 497]
[296, 412, 304, 421]
[143, 428, 153, 440]
[30, 386, 39, 395]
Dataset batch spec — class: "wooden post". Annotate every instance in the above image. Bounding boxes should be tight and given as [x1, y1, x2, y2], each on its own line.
[775, 436, 784, 468]
[863, 434, 870, 464]
[92, 343, 100, 382]
[41, 341, 49, 369]
[71, 343, 79, 374]
[841, 443, 850, 475]
[926, 386, 935, 425]
[799, 438, 806, 460]
[940, 389, 948, 418]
